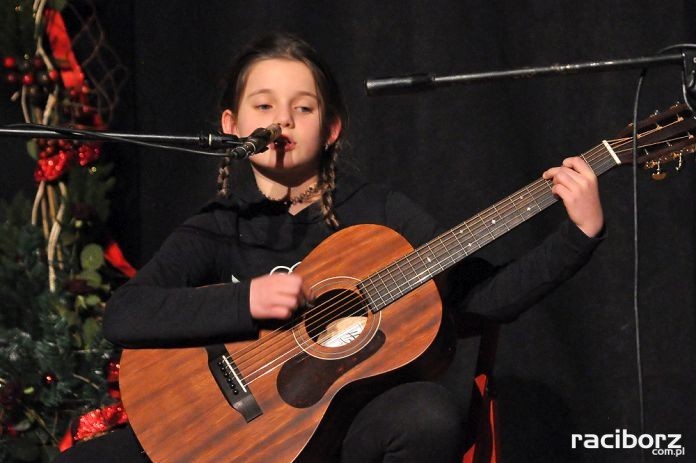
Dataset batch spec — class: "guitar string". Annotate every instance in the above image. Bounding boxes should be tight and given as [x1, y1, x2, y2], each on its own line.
[229, 126, 692, 384]
[235, 132, 671, 383]
[242, 187, 570, 385]
[234, 163, 588, 376]
[239, 131, 690, 384]
[234, 141, 621, 382]
[240, 149, 657, 385]
[236, 117, 696, 381]
[285, 121, 696, 342]
[241, 154, 622, 385]
[234, 135, 654, 383]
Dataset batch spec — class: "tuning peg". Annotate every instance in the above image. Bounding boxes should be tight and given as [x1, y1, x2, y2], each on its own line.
[651, 160, 667, 180]
[675, 153, 683, 172]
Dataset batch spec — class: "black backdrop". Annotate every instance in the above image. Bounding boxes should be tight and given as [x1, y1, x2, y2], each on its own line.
[2, 1, 695, 461]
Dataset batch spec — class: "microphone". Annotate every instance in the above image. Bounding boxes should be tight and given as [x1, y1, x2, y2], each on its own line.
[228, 124, 282, 159]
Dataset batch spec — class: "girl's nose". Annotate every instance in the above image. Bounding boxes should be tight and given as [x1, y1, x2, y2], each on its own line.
[274, 107, 294, 128]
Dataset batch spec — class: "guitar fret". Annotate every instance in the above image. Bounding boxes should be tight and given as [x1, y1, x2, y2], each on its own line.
[502, 196, 524, 229]
[509, 193, 529, 223]
[359, 123, 644, 314]
[476, 213, 496, 241]
[373, 272, 394, 306]
[450, 228, 470, 261]
[393, 260, 413, 294]
[402, 254, 424, 288]
[414, 247, 434, 281]
[383, 266, 402, 300]
[491, 203, 510, 234]
[437, 236, 457, 267]
[528, 185, 543, 213]
[424, 242, 445, 272]
[359, 279, 383, 312]
[409, 253, 431, 285]
[463, 221, 481, 250]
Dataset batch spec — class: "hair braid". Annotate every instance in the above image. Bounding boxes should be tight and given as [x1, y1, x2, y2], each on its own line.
[217, 156, 232, 197]
[319, 142, 340, 229]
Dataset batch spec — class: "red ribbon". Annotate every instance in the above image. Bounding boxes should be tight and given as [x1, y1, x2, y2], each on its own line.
[58, 360, 129, 452]
[44, 8, 84, 90]
[58, 403, 129, 451]
[104, 240, 137, 278]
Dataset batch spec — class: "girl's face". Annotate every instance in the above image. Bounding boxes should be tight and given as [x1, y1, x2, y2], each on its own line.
[222, 58, 340, 180]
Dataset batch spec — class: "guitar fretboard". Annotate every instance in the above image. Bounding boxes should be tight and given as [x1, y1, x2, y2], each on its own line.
[358, 142, 619, 312]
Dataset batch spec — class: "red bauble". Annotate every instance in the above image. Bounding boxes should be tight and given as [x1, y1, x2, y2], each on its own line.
[42, 373, 57, 386]
[48, 69, 60, 82]
[22, 73, 35, 86]
[32, 56, 45, 70]
[106, 360, 120, 383]
[4, 72, 19, 85]
[3, 56, 16, 69]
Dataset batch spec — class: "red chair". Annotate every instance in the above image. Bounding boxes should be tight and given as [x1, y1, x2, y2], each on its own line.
[463, 324, 501, 463]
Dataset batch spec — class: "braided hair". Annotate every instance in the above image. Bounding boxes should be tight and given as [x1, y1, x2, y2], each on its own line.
[217, 33, 347, 228]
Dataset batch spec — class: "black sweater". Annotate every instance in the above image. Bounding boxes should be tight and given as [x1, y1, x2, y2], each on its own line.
[104, 163, 603, 349]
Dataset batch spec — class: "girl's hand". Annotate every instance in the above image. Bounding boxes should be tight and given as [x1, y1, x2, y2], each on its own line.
[542, 156, 604, 238]
[249, 273, 305, 320]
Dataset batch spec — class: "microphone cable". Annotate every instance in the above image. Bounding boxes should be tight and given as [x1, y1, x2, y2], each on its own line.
[629, 42, 696, 463]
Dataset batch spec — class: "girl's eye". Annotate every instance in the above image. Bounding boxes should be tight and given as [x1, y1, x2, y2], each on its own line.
[256, 104, 272, 110]
[296, 106, 313, 113]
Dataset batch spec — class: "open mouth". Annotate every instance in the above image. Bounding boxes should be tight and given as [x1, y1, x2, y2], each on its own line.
[273, 135, 295, 152]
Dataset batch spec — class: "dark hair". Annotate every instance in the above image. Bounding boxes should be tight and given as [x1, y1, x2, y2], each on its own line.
[217, 32, 347, 228]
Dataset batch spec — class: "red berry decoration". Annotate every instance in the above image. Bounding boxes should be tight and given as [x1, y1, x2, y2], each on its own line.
[4, 72, 19, 85]
[22, 73, 35, 86]
[32, 55, 45, 70]
[42, 373, 57, 386]
[3, 56, 16, 69]
[48, 69, 59, 82]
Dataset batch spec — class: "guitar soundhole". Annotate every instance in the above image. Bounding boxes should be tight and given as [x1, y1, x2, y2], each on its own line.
[293, 276, 381, 360]
[306, 289, 367, 347]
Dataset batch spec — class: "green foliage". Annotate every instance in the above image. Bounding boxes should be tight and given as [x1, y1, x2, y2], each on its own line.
[67, 163, 115, 224]
[0, 0, 38, 57]
[0, 164, 122, 462]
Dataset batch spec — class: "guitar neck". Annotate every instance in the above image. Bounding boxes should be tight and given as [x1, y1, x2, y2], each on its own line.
[359, 141, 620, 312]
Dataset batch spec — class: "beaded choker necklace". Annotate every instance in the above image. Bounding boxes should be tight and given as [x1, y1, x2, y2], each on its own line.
[259, 183, 319, 205]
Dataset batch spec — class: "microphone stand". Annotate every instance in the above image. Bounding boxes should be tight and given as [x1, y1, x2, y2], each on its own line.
[365, 51, 696, 109]
[0, 123, 244, 157]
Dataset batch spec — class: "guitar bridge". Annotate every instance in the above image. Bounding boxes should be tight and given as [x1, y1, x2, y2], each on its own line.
[206, 345, 262, 423]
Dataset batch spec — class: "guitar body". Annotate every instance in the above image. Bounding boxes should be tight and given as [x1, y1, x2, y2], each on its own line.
[119, 224, 453, 463]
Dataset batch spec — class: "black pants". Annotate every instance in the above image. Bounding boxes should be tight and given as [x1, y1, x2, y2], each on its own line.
[53, 381, 465, 463]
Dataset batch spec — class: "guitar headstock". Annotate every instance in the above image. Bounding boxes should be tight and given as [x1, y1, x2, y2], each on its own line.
[612, 103, 696, 177]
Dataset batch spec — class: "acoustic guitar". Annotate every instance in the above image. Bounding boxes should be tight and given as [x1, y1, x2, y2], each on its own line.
[119, 104, 695, 462]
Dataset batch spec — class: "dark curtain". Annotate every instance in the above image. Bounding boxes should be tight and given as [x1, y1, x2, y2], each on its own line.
[3, 1, 694, 461]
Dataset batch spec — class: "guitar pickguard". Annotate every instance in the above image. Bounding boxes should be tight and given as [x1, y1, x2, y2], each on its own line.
[276, 330, 386, 408]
